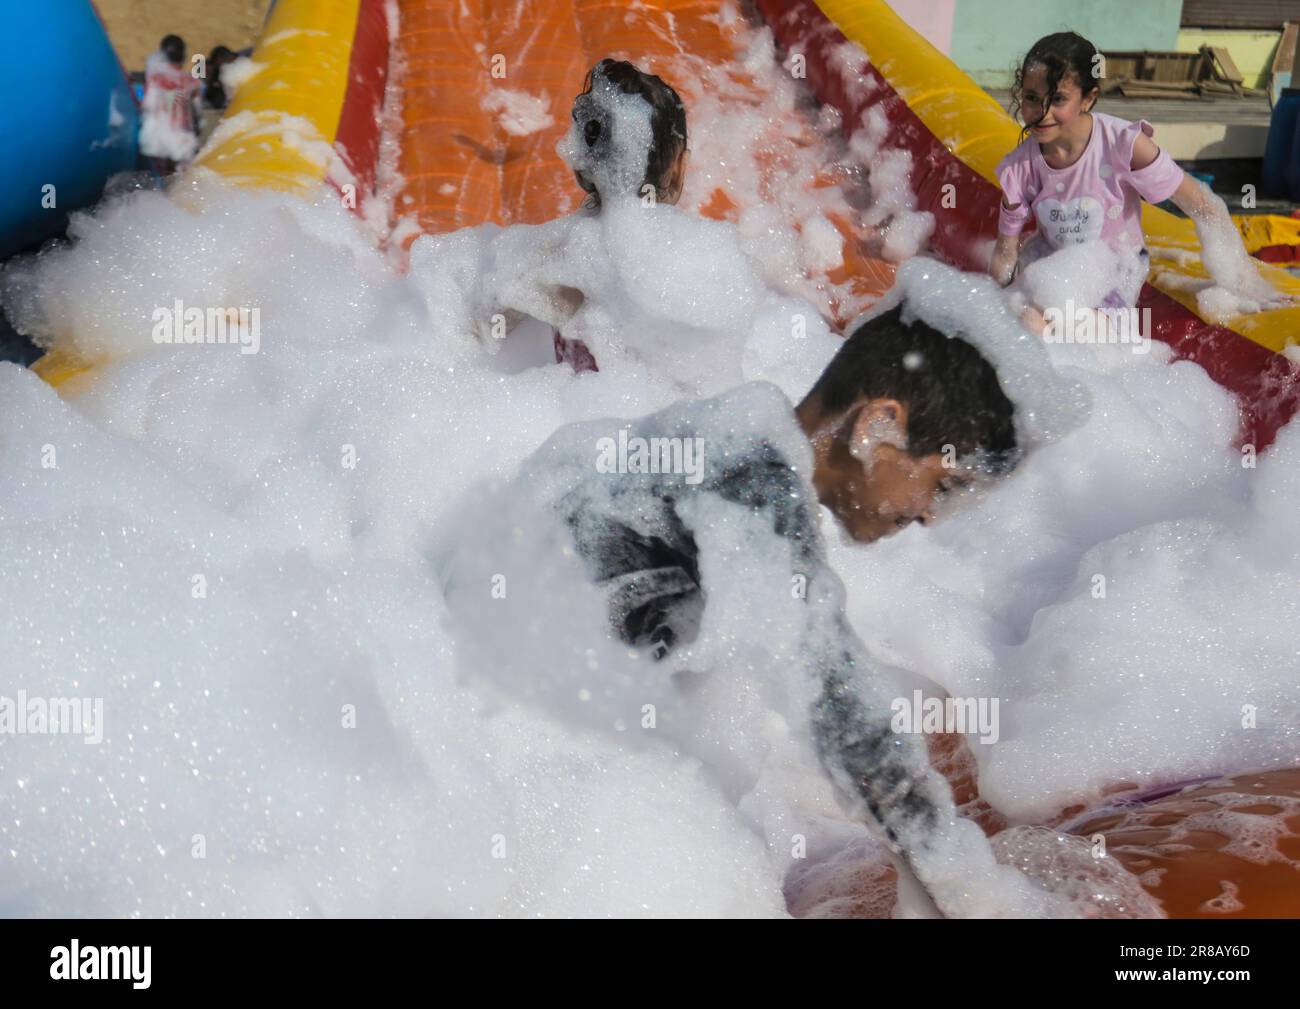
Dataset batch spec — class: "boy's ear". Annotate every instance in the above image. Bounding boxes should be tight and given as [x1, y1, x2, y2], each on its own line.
[848, 398, 909, 467]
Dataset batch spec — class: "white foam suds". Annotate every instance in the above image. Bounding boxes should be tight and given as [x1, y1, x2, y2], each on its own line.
[482, 88, 555, 137]
[220, 57, 263, 96]
[1, 13, 1297, 920]
[1140, 183, 1294, 323]
[556, 75, 657, 204]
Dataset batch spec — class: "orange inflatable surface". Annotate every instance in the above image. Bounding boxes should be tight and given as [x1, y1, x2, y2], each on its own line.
[390, 0, 894, 322]
[1068, 769, 1300, 918]
[788, 727, 1300, 918]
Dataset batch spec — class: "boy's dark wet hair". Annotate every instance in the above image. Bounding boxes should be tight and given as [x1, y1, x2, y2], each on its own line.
[161, 35, 186, 66]
[799, 306, 1018, 471]
[1010, 32, 1100, 140]
[572, 59, 687, 207]
[205, 45, 237, 107]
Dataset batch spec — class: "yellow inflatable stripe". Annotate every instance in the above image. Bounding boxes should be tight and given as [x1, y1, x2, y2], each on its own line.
[30, 345, 96, 389]
[1235, 213, 1300, 252]
[192, 0, 362, 193]
[813, 0, 1300, 353]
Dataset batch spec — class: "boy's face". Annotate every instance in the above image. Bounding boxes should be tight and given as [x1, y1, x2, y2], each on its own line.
[1019, 64, 1096, 142]
[843, 443, 956, 541]
[807, 399, 970, 543]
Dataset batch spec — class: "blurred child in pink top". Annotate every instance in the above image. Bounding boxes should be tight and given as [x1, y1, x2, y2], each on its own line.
[139, 34, 201, 176]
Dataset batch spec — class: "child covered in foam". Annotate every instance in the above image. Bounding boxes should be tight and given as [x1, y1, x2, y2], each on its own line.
[462, 60, 689, 374]
[551, 59, 688, 372]
[138, 34, 202, 174]
[415, 58, 779, 397]
[989, 32, 1288, 332]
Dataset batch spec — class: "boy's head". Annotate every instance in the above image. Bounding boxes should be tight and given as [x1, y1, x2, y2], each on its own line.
[161, 35, 186, 66]
[796, 306, 1017, 543]
[1012, 32, 1100, 142]
[569, 59, 688, 207]
[205, 45, 237, 104]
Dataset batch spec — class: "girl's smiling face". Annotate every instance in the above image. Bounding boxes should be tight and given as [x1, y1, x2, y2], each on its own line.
[1018, 63, 1098, 142]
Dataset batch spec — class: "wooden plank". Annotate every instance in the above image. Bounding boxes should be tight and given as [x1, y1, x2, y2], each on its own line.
[1198, 81, 1252, 99]
[1206, 45, 1245, 82]
[1272, 21, 1298, 74]
[1102, 49, 1204, 84]
[1127, 78, 1200, 91]
[1182, 1, 1300, 31]
[1118, 83, 1202, 99]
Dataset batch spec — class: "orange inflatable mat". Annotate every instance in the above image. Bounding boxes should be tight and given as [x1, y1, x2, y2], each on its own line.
[390, 0, 895, 317]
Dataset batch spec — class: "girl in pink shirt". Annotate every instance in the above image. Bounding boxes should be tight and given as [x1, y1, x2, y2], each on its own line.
[990, 32, 1285, 331]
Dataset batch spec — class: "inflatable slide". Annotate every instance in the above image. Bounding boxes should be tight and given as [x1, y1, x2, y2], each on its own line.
[33, 0, 1300, 450]
[17, 0, 1300, 918]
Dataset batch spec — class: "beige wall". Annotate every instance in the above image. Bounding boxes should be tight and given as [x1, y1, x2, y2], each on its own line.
[95, 0, 271, 71]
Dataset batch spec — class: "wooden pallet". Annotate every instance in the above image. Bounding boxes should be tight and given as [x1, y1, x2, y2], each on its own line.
[1103, 44, 1267, 100]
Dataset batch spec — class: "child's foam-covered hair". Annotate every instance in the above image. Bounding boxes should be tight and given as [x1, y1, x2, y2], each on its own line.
[1010, 32, 1101, 139]
[569, 59, 688, 208]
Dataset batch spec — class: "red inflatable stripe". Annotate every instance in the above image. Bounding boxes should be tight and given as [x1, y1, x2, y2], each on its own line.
[335, 0, 389, 203]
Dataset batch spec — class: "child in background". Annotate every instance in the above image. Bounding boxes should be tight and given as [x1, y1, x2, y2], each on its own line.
[566, 59, 688, 212]
[139, 35, 201, 176]
[990, 32, 1286, 333]
[196, 45, 238, 147]
[464, 59, 690, 373]
[202, 46, 238, 112]
[552, 59, 688, 372]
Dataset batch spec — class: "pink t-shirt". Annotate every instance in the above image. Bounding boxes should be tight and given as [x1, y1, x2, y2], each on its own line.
[996, 112, 1184, 253]
[142, 56, 200, 134]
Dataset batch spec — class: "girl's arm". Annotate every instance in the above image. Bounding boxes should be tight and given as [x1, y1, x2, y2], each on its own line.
[1132, 134, 1291, 307]
[1132, 133, 1225, 222]
[990, 228, 1021, 287]
[991, 156, 1031, 286]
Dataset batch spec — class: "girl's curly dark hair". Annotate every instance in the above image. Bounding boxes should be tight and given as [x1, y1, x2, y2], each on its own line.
[1010, 32, 1101, 141]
